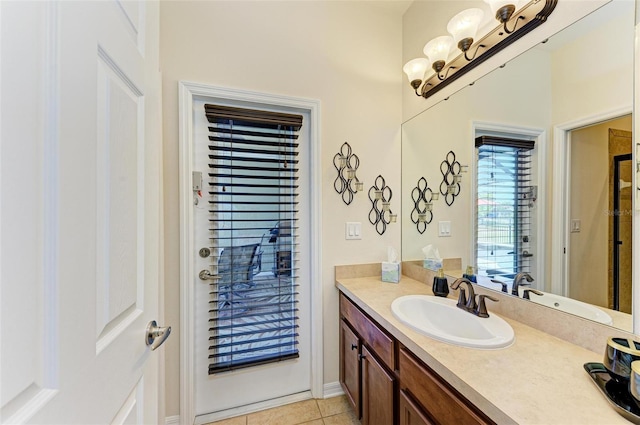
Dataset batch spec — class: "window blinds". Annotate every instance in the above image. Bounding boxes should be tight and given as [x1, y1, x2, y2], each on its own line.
[205, 104, 302, 374]
[475, 136, 534, 280]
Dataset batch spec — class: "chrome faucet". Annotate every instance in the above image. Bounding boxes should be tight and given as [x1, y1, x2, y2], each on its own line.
[512, 272, 534, 296]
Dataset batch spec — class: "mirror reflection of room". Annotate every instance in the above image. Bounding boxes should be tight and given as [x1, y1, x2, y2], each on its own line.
[568, 116, 633, 314]
[401, 0, 634, 330]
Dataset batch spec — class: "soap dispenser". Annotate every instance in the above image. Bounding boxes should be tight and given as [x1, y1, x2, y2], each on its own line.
[432, 269, 449, 297]
[463, 265, 477, 283]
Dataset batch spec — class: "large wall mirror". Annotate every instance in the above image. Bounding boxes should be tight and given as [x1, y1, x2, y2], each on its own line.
[401, 0, 635, 331]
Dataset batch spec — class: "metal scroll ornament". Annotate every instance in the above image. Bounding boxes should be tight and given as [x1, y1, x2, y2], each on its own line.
[439, 151, 465, 206]
[410, 177, 439, 234]
[368, 175, 396, 235]
[333, 142, 363, 205]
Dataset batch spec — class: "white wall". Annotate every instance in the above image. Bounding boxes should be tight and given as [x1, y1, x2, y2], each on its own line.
[550, 0, 635, 124]
[160, 1, 403, 417]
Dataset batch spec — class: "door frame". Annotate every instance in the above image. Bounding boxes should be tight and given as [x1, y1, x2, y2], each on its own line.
[471, 121, 547, 287]
[178, 81, 323, 424]
[613, 153, 633, 311]
[550, 105, 632, 298]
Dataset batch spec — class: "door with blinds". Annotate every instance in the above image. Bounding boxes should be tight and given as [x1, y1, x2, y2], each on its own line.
[193, 102, 311, 420]
[475, 135, 536, 283]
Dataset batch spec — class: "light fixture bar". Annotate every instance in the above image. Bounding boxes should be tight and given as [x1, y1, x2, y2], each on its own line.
[416, 0, 557, 100]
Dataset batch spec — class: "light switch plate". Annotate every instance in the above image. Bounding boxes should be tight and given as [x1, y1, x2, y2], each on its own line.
[346, 222, 362, 240]
[570, 219, 581, 233]
[438, 221, 451, 237]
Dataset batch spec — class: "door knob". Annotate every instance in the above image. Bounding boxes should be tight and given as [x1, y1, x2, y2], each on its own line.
[146, 320, 171, 351]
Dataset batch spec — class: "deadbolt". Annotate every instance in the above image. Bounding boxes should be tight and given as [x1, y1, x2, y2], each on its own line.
[199, 247, 211, 258]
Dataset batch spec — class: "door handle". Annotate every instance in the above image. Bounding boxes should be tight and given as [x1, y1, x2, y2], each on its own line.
[146, 320, 171, 351]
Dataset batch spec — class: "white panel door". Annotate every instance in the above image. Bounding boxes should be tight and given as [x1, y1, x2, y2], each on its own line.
[1, 1, 163, 424]
[191, 99, 312, 423]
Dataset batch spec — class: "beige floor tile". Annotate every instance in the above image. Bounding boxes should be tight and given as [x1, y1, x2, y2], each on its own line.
[298, 420, 324, 425]
[246, 399, 322, 425]
[317, 395, 351, 418]
[322, 410, 360, 425]
[206, 416, 247, 425]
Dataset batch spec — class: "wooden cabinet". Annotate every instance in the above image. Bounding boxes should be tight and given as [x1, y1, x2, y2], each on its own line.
[361, 345, 394, 425]
[399, 347, 494, 425]
[339, 294, 395, 423]
[339, 319, 360, 415]
[399, 390, 435, 425]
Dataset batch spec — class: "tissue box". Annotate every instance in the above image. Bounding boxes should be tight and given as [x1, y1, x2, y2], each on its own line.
[381, 262, 401, 283]
[423, 259, 443, 271]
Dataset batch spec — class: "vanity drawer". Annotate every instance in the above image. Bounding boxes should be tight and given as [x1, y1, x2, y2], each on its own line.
[339, 293, 395, 370]
[399, 347, 494, 425]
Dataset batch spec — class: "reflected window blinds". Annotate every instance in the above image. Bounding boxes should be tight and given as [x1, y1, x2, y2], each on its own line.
[475, 136, 534, 280]
[205, 104, 302, 374]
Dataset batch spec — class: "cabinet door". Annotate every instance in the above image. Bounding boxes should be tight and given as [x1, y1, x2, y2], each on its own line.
[400, 390, 435, 425]
[340, 319, 361, 416]
[361, 345, 395, 425]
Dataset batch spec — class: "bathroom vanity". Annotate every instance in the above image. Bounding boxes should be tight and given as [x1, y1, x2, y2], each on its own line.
[340, 293, 493, 424]
[336, 266, 632, 424]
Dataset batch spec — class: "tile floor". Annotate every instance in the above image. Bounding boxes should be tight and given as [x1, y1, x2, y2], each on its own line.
[206, 395, 360, 425]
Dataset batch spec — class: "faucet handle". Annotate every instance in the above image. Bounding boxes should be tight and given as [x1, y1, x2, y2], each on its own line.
[523, 288, 543, 300]
[490, 279, 508, 293]
[512, 281, 531, 296]
[475, 294, 498, 318]
[456, 287, 468, 309]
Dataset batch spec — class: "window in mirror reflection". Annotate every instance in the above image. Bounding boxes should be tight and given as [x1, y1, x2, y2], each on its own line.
[474, 136, 535, 285]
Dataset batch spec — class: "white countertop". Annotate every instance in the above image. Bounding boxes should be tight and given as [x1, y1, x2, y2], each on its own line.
[336, 275, 630, 425]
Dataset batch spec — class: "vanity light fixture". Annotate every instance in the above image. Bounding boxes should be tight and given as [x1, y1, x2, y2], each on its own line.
[423, 36, 454, 80]
[368, 175, 396, 235]
[447, 8, 485, 61]
[439, 151, 467, 206]
[333, 142, 363, 205]
[411, 177, 439, 234]
[403, 0, 557, 100]
[403, 58, 430, 95]
[484, 0, 525, 35]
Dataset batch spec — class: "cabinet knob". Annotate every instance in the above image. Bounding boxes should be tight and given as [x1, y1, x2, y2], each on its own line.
[358, 353, 366, 361]
[351, 343, 357, 350]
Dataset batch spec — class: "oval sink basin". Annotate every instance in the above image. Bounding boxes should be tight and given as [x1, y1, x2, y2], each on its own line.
[518, 289, 613, 325]
[391, 295, 514, 349]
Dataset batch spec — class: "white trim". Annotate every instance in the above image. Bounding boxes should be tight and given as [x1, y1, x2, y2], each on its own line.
[550, 105, 632, 297]
[43, 0, 60, 391]
[194, 391, 313, 425]
[471, 121, 547, 287]
[178, 81, 323, 425]
[322, 382, 345, 398]
[164, 415, 180, 425]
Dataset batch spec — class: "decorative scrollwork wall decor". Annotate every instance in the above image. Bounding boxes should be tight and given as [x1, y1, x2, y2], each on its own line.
[368, 175, 396, 235]
[439, 151, 467, 206]
[410, 177, 439, 234]
[333, 142, 363, 205]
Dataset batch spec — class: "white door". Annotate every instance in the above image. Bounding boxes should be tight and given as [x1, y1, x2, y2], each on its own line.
[1, 1, 164, 424]
[189, 96, 312, 423]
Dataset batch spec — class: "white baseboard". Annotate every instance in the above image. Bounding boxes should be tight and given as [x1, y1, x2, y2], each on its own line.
[165, 415, 180, 425]
[323, 381, 344, 398]
[180, 384, 344, 425]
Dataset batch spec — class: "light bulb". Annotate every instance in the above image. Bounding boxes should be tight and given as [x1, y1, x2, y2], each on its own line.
[447, 8, 484, 46]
